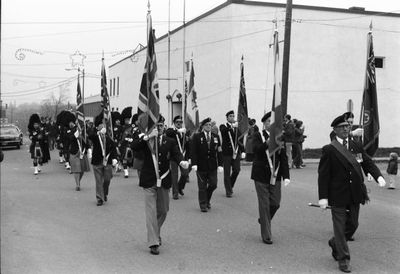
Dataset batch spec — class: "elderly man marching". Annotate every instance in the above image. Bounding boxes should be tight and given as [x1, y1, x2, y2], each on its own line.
[191, 118, 224, 212]
[318, 113, 386, 273]
[131, 115, 189, 255]
[165, 115, 191, 199]
[251, 112, 290, 244]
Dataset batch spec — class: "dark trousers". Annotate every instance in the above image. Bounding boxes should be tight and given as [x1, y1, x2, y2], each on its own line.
[223, 155, 241, 195]
[92, 164, 113, 202]
[330, 204, 360, 261]
[197, 170, 217, 210]
[254, 181, 281, 241]
[292, 143, 303, 167]
[170, 161, 189, 197]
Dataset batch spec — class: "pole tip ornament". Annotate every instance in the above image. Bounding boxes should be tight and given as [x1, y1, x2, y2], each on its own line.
[369, 21, 373, 33]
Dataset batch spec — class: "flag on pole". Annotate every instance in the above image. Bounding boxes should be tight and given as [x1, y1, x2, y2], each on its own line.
[237, 56, 249, 147]
[101, 58, 113, 139]
[184, 58, 199, 132]
[76, 74, 86, 139]
[362, 26, 379, 156]
[268, 27, 284, 156]
[137, 10, 159, 134]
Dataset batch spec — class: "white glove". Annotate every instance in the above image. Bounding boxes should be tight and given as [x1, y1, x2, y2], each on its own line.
[192, 165, 198, 172]
[351, 128, 363, 137]
[377, 176, 386, 187]
[148, 128, 158, 139]
[178, 128, 186, 134]
[74, 130, 79, 138]
[218, 166, 223, 173]
[180, 161, 189, 169]
[112, 159, 118, 166]
[143, 135, 149, 141]
[318, 199, 328, 209]
[241, 152, 246, 159]
[87, 148, 92, 159]
[284, 178, 290, 186]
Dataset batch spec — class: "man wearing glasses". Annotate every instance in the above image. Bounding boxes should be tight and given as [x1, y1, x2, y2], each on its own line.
[318, 113, 386, 273]
[165, 115, 190, 199]
[131, 115, 189, 255]
[191, 118, 223, 212]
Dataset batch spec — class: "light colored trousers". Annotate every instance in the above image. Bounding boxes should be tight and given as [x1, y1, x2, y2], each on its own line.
[144, 186, 170, 247]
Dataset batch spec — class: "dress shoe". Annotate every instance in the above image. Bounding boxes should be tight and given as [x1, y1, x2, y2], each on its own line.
[150, 245, 159, 255]
[226, 193, 232, 198]
[178, 189, 184, 196]
[201, 208, 208, 212]
[104, 195, 108, 202]
[207, 203, 211, 209]
[173, 195, 179, 200]
[263, 239, 273, 245]
[338, 260, 351, 273]
[329, 239, 338, 261]
[347, 236, 355, 242]
[159, 237, 162, 246]
[96, 201, 103, 206]
[75, 186, 80, 191]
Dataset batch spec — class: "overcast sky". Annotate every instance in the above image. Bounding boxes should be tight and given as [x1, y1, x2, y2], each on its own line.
[2, 0, 399, 106]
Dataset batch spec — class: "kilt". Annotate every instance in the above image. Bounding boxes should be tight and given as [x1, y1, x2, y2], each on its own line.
[70, 152, 90, 173]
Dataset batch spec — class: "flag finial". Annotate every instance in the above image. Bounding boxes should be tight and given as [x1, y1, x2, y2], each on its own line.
[191, 52, 193, 60]
[241, 55, 244, 61]
[102, 50, 104, 60]
[369, 21, 373, 33]
[273, 18, 278, 32]
[147, 0, 151, 13]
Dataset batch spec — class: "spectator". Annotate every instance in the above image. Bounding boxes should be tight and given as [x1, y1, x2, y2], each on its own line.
[282, 114, 295, 168]
[292, 119, 306, 168]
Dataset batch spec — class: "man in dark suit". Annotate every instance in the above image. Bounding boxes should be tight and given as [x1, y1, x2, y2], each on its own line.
[131, 115, 189, 255]
[318, 113, 386, 273]
[165, 115, 190, 199]
[88, 112, 119, 206]
[219, 110, 245, 197]
[251, 112, 290, 245]
[191, 117, 223, 212]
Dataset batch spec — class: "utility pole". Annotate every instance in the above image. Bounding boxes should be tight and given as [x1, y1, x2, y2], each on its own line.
[281, 0, 293, 116]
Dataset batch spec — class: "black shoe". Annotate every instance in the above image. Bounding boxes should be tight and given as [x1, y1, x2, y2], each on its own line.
[201, 208, 208, 212]
[75, 186, 80, 191]
[347, 236, 355, 242]
[329, 239, 338, 261]
[226, 193, 232, 198]
[97, 201, 103, 206]
[258, 218, 261, 224]
[207, 203, 211, 209]
[104, 196, 108, 202]
[263, 239, 273, 245]
[178, 189, 184, 196]
[338, 260, 351, 273]
[173, 195, 179, 200]
[150, 245, 159, 255]
[159, 237, 162, 246]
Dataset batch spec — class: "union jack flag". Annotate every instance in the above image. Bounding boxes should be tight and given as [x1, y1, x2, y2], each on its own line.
[184, 58, 199, 132]
[237, 56, 249, 147]
[76, 75, 86, 139]
[101, 58, 113, 139]
[137, 11, 159, 134]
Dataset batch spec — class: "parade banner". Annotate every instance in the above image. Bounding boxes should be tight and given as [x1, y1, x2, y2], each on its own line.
[100, 58, 113, 139]
[237, 56, 249, 147]
[184, 58, 199, 133]
[76, 75, 86, 140]
[137, 11, 159, 134]
[268, 28, 284, 156]
[362, 28, 379, 157]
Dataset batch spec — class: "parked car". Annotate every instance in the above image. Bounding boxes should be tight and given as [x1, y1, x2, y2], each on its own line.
[0, 124, 23, 145]
[0, 126, 22, 149]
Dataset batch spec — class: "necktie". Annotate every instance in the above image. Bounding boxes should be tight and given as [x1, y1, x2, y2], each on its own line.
[343, 138, 347, 149]
[206, 133, 210, 148]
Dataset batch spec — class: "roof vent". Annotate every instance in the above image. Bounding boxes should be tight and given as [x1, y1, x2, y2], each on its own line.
[348, 6, 365, 11]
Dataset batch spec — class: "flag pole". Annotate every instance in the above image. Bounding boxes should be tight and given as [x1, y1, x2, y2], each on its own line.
[281, 0, 293, 116]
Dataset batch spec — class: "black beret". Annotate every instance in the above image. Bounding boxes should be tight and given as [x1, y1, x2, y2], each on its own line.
[158, 114, 165, 124]
[94, 112, 103, 127]
[111, 111, 121, 124]
[173, 115, 183, 122]
[261, 111, 271, 122]
[331, 114, 349, 127]
[226, 110, 234, 117]
[121, 107, 132, 120]
[343, 111, 354, 120]
[131, 113, 138, 125]
[200, 117, 211, 127]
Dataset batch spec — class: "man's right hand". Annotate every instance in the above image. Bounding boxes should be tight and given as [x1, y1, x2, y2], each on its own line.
[318, 199, 328, 209]
[192, 165, 197, 172]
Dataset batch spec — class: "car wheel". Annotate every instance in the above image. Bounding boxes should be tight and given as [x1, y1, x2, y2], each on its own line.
[16, 144, 20, 149]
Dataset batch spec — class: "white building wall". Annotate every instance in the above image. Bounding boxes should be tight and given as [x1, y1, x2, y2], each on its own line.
[110, 2, 400, 148]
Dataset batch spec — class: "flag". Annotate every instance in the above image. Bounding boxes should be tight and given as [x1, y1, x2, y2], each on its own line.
[75, 75, 86, 139]
[137, 11, 159, 134]
[362, 29, 379, 156]
[237, 56, 249, 147]
[184, 58, 199, 132]
[268, 28, 284, 156]
[101, 58, 113, 139]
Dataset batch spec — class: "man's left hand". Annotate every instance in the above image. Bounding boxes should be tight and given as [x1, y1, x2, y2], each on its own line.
[180, 161, 189, 169]
[112, 159, 118, 166]
[377, 176, 386, 187]
[284, 179, 290, 186]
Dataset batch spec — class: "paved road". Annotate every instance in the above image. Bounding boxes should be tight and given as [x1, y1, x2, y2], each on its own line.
[1, 145, 399, 274]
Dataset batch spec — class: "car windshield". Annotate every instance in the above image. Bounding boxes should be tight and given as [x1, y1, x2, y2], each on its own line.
[0, 127, 19, 135]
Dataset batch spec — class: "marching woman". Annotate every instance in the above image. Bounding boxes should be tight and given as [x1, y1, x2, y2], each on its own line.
[65, 113, 90, 191]
[28, 114, 46, 175]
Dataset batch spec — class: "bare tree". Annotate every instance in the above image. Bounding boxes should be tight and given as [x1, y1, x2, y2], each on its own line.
[40, 88, 70, 120]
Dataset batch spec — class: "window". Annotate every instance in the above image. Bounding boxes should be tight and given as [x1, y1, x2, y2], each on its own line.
[117, 77, 120, 96]
[113, 78, 116, 96]
[109, 80, 112, 96]
[375, 57, 384, 68]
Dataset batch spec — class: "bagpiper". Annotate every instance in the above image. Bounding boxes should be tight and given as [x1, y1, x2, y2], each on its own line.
[28, 114, 47, 175]
[120, 107, 134, 178]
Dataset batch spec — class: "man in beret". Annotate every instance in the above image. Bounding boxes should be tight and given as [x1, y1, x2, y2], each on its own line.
[219, 110, 245, 197]
[165, 115, 190, 199]
[251, 112, 290, 245]
[88, 112, 119, 206]
[318, 113, 386, 273]
[191, 117, 223, 212]
[131, 115, 189, 255]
